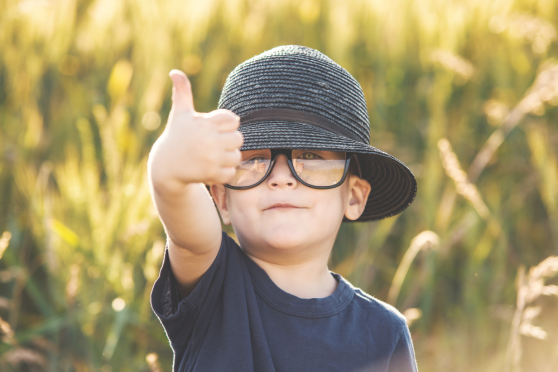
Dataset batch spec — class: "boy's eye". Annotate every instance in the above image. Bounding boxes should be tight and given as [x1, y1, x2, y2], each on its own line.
[245, 156, 266, 163]
[297, 152, 322, 160]
[241, 150, 270, 162]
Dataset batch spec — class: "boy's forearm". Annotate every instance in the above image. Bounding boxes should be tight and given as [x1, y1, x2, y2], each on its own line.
[148, 160, 221, 255]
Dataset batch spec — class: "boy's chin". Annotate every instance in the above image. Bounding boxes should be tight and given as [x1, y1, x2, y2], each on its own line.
[263, 236, 304, 251]
[259, 224, 319, 250]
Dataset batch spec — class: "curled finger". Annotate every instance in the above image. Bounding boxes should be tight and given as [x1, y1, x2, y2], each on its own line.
[204, 110, 241, 132]
[216, 167, 237, 184]
[218, 131, 244, 151]
[220, 149, 242, 168]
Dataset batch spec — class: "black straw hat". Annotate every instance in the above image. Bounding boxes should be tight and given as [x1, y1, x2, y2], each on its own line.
[217, 45, 417, 222]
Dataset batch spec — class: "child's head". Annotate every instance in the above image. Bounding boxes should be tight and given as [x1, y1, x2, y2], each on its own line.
[209, 46, 417, 257]
[210, 149, 370, 259]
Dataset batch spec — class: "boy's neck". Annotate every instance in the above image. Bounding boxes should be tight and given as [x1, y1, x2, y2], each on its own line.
[244, 250, 338, 299]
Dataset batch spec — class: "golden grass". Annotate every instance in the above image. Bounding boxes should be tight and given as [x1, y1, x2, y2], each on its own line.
[1, 0, 558, 370]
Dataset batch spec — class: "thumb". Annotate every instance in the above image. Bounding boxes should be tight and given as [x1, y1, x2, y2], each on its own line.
[169, 69, 195, 112]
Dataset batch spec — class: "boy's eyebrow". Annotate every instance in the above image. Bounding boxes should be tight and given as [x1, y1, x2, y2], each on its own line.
[240, 108, 362, 142]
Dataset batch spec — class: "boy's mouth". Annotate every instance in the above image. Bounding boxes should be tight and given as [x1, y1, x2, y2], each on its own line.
[265, 203, 302, 210]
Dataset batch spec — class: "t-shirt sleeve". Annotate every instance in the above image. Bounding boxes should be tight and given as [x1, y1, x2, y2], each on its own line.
[388, 323, 419, 372]
[150, 231, 230, 352]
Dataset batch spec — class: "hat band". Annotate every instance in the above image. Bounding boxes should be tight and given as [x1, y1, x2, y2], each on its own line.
[240, 108, 361, 142]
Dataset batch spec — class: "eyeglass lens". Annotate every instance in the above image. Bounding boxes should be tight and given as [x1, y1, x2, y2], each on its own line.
[229, 149, 347, 188]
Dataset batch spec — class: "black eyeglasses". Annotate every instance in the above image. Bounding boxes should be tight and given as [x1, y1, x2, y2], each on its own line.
[224, 148, 359, 190]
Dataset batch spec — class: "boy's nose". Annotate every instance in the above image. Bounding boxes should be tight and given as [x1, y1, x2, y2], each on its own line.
[267, 154, 297, 189]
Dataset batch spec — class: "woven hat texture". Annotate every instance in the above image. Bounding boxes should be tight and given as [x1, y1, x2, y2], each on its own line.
[217, 45, 417, 222]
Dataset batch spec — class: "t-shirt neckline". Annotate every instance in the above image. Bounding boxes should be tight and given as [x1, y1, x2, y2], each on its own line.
[239, 247, 355, 318]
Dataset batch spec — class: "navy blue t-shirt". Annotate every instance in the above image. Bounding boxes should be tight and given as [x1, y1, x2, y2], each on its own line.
[151, 231, 418, 372]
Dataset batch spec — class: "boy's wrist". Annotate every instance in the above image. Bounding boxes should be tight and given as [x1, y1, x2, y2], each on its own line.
[148, 135, 199, 187]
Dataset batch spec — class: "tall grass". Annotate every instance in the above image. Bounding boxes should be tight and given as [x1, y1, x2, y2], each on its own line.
[1, 0, 558, 370]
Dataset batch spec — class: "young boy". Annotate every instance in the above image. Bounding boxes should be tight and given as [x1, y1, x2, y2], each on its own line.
[147, 45, 418, 372]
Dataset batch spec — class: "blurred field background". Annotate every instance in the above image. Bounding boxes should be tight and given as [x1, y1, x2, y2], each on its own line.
[1, 0, 558, 370]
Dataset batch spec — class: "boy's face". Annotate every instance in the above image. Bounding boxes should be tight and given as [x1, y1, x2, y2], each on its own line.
[210, 150, 371, 261]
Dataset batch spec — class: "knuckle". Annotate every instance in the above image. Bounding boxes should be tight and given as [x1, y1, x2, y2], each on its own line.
[216, 108, 238, 119]
[206, 110, 240, 127]
[233, 149, 242, 164]
[206, 109, 228, 120]
[218, 168, 235, 183]
[205, 166, 219, 180]
[235, 131, 244, 147]
[209, 113, 225, 122]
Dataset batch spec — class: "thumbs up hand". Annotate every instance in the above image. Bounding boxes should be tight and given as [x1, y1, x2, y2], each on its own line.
[149, 70, 244, 187]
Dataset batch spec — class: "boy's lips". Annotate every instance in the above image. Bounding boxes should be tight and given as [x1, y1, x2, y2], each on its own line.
[264, 203, 303, 210]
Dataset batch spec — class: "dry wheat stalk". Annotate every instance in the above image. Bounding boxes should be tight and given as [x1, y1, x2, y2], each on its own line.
[469, 61, 558, 183]
[1, 348, 47, 371]
[503, 256, 558, 372]
[387, 231, 439, 306]
[429, 49, 475, 81]
[438, 138, 491, 219]
[490, 13, 557, 54]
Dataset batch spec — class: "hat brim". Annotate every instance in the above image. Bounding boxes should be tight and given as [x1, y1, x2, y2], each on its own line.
[238, 120, 417, 222]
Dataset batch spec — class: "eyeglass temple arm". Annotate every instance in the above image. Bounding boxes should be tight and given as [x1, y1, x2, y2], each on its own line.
[351, 154, 363, 178]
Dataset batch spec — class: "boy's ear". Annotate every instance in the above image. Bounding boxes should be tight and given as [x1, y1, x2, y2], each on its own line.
[344, 175, 371, 221]
[209, 184, 231, 225]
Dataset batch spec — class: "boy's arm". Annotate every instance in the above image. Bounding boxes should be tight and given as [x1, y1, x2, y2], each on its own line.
[147, 70, 243, 299]
[388, 325, 418, 372]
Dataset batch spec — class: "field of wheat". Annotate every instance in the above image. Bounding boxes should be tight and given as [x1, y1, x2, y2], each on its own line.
[1, 0, 558, 371]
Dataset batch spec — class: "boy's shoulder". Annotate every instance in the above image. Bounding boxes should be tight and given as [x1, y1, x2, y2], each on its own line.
[353, 287, 407, 319]
[344, 279, 409, 330]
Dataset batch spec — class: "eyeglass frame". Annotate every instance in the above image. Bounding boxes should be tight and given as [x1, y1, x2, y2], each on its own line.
[224, 148, 361, 190]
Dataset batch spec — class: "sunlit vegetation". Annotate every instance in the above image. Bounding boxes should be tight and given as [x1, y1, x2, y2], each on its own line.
[1, 0, 558, 370]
